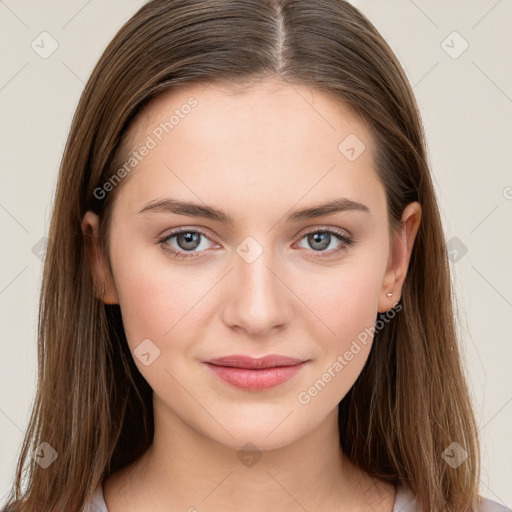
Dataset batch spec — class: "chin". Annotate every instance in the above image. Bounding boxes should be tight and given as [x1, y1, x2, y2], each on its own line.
[204, 412, 310, 453]
[224, 430, 300, 453]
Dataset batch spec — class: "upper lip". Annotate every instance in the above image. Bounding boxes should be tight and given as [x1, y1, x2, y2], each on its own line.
[204, 354, 307, 369]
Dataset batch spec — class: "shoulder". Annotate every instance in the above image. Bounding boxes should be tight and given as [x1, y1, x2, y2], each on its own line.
[477, 496, 512, 512]
[83, 483, 109, 512]
[1, 485, 109, 512]
[393, 484, 511, 512]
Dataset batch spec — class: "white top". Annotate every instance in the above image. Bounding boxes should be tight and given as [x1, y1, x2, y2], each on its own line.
[86, 482, 511, 511]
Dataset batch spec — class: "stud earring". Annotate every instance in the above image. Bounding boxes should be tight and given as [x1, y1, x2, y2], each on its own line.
[386, 292, 393, 298]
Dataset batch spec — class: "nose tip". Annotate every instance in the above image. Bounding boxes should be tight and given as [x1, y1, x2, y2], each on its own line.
[222, 248, 291, 337]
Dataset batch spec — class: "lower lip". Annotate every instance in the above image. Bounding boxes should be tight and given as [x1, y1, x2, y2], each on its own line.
[203, 362, 306, 391]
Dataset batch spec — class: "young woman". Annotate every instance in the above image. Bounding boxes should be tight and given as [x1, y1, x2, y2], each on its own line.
[2, 1, 509, 511]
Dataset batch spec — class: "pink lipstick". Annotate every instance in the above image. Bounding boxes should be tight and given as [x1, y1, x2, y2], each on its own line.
[203, 354, 307, 391]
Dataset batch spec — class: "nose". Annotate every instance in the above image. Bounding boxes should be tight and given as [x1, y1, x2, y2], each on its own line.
[221, 245, 292, 338]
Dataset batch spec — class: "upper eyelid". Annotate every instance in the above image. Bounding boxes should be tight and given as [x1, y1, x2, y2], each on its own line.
[162, 227, 216, 244]
[299, 225, 352, 237]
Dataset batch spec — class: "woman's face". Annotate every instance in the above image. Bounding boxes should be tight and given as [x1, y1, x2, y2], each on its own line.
[84, 78, 419, 451]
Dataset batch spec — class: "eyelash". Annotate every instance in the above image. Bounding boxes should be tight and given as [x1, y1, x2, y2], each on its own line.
[158, 227, 354, 260]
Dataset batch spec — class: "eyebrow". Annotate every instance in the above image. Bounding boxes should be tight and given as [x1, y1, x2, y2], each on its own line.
[137, 197, 370, 223]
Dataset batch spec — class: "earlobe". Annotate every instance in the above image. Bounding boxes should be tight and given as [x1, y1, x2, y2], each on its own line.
[378, 202, 422, 313]
[81, 211, 119, 305]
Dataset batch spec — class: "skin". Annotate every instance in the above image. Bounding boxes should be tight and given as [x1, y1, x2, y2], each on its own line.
[82, 78, 421, 512]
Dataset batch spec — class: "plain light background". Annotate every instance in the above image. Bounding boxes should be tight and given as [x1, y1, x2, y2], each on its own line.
[0, 0, 511, 507]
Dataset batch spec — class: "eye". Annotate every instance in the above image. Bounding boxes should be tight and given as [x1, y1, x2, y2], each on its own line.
[295, 228, 354, 259]
[158, 227, 354, 260]
[158, 229, 217, 259]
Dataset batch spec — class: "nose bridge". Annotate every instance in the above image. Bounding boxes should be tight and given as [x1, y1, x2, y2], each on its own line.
[222, 235, 291, 335]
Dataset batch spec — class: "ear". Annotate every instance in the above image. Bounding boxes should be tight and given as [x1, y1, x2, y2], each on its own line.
[378, 202, 422, 313]
[81, 211, 119, 305]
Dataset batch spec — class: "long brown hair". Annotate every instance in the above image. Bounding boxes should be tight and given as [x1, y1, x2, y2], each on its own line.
[2, 1, 481, 511]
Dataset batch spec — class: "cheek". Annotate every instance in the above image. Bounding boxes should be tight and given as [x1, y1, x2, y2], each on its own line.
[109, 235, 221, 366]
[299, 253, 385, 343]
[294, 253, 386, 401]
[109, 237, 171, 340]
[113, 259, 204, 345]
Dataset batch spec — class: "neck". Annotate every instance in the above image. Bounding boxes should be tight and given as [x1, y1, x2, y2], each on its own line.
[104, 395, 393, 512]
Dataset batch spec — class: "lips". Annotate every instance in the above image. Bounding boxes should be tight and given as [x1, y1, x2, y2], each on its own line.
[206, 354, 306, 369]
[203, 354, 308, 391]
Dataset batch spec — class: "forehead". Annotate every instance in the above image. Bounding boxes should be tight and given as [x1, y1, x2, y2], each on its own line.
[113, 78, 383, 220]
[128, 78, 371, 151]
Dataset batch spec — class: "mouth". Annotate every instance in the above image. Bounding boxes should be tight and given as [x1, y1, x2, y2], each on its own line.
[202, 354, 309, 391]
